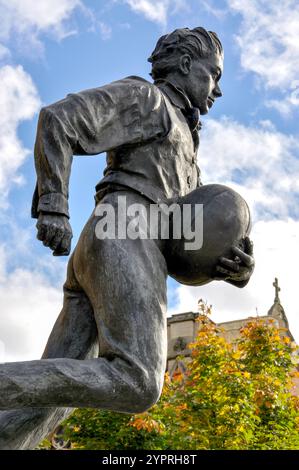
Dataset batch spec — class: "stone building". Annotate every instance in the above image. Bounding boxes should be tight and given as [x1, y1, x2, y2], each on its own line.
[167, 278, 296, 378]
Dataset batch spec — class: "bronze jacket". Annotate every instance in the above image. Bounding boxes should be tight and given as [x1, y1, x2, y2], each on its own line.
[32, 76, 202, 219]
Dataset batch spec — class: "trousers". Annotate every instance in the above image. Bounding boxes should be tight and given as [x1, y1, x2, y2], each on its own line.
[0, 190, 168, 449]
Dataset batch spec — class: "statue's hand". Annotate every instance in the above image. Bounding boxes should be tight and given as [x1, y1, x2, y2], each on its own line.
[36, 213, 73, 256]
[214, 236, 255, 285]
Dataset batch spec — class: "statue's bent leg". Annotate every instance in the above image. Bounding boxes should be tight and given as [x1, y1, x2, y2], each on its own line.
[0, 253, 99, 449]
[0, 190, 168, 433]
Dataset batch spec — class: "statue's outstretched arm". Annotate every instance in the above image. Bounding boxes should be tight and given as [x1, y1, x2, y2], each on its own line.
[31, 78, 170, 255]
[32, 81, 144, 219]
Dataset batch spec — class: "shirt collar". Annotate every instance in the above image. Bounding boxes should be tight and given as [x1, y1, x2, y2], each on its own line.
[154, 79, 192, 110]
[154, 79, 202, 131]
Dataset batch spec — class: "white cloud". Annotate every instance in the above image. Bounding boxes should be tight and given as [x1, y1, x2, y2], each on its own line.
[199, 116, 299, 219]
[201, 0, 228, 19]
[266, 80, 299, 116]
[124, 0, 169, 25]
[168, 218, 299, 344]
[0, 254, 64, 362]
[227, 0, 299, 112]
[0, 65, 41, 207]
[123, 0, 186, 25]
[99, 22, 112, 41]
[0, 215, 67, 363]
[0, 0, 82, 42]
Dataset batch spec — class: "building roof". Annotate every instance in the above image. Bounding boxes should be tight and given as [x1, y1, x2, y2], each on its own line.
[167, 278, 294, 341]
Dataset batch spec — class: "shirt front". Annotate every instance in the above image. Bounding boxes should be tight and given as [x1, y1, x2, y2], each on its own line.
[32, 76, 202, 219]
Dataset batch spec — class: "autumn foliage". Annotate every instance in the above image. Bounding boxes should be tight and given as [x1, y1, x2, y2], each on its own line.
[53, 302, 299, 450]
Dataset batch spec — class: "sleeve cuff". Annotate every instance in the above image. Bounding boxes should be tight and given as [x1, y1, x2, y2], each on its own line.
[37, 193, 69, 218]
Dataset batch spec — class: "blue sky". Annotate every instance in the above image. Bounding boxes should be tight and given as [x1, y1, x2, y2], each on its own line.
[0, 0, 298, 361]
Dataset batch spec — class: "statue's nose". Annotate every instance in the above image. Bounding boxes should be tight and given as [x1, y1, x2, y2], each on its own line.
[214, 83, 222, 98]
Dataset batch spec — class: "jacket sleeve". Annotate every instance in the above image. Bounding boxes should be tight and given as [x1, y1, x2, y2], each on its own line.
[32, 78, 169, 218]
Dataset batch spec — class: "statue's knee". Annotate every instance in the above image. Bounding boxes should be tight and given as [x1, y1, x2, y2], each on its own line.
[131, 377, 163, 413]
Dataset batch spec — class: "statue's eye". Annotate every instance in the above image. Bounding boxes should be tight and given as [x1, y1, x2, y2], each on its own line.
[212, 69, 221, 81]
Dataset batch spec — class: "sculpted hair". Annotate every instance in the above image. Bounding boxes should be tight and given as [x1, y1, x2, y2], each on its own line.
[148, 27, 223, 80]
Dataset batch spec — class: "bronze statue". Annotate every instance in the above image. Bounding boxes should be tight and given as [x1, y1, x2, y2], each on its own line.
[0, 27, 254, 449]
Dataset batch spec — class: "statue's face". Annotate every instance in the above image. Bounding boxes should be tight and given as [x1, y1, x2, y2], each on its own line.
[184, 52, 223, 115]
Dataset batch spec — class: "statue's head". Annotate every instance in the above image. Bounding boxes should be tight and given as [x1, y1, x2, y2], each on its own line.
[148, 27, 223, 115]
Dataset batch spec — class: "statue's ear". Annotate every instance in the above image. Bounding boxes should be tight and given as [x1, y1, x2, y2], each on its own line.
[179, 54, 192, 75]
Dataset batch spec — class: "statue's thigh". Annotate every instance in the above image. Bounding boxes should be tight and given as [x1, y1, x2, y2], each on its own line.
[74, 233, 168, 372]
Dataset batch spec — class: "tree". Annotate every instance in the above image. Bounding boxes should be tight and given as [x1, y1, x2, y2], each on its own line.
[50, 301, 299, 450]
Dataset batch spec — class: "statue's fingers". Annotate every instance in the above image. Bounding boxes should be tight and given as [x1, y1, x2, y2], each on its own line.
[48, 228, 64, 251]
[53, 246, 70, 256]
[219, 257, 240, 272]
[231, 246, 254, 267]
[215, 265, 233, 276]
[42, 225, 57, 247]
[238, 269, 250, 281]
[213, 268, 227, 280]
[36, 223, 47, 241]
[244, 237, 254, 256]
[53, 232, 72, 256]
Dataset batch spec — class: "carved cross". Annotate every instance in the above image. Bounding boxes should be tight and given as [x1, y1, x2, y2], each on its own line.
[273, 277, 281, 303]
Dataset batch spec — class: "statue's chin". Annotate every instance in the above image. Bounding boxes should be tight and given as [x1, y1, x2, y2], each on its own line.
[199, 106, 209, 115]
